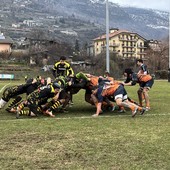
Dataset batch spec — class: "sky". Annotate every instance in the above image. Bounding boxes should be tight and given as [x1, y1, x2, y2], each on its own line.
[109, 0, 170, 12]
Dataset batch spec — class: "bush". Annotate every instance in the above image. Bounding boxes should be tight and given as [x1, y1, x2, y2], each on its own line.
[155, 70, 168, 79]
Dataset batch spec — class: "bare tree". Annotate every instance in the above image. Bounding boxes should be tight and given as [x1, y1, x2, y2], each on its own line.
[27, 28, 49, 40]
[146, 39, 169, 73]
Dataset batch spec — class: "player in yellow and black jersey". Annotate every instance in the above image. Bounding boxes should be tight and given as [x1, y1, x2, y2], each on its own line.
[0, 76, 46, 113]
[0, 79, 38, 111]
[52, 56, 74, 78]
[16, 81, 65, 118]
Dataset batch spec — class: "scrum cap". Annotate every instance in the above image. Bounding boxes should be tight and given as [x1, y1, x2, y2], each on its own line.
[52, 81, 61, 89]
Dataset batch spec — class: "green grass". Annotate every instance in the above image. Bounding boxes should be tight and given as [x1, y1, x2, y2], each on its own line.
[0, 80, 170, 170]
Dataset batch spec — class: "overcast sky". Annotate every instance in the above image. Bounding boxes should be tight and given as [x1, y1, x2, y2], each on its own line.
[109, 0, 170, 12]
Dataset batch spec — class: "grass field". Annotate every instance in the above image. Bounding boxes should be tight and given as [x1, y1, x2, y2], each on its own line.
[0, 80, 170, 170]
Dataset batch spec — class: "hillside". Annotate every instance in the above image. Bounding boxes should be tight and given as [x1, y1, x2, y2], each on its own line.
[0, 0, 168, 45]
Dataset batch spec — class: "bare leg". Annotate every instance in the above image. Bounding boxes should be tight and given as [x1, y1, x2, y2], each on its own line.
[143, 88, 150, 109]
[137, 88, 143, 107]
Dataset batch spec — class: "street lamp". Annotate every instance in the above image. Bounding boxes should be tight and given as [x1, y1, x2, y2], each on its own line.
[106, 0, 110, 72]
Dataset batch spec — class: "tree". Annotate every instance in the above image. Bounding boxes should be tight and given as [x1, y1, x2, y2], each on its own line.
[75, 39, 80, 52]
[146, 39, 169, 73]
[27, 28, 48, 40]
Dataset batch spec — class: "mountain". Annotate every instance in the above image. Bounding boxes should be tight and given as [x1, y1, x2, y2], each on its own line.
[0, 0, 168, 45]
[40, 0, 168, 39]
[122, 7, 169, 39]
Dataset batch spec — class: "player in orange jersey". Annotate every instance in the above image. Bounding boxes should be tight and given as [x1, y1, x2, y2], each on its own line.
[136, 59, 149, 75]
[123, 68, 154, 111]
[84, 74, 99, 105]
[92, 82, 145, 117]
[103, 70, 114, 82]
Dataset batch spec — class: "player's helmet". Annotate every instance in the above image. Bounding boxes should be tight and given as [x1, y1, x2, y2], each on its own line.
[55, 76, 66, 89]
[52, 81, 61, 89]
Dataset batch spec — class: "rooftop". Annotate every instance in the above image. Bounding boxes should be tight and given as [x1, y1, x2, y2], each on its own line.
[0, 33, 13, 44]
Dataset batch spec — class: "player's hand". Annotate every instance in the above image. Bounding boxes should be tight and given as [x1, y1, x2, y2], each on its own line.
[32, 78, 37, 84]
[121, 82, 125, 86]
[68, 81, 72, 86]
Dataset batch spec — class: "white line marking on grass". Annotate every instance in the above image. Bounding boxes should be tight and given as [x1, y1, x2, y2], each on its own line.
[47, 113, 170, 120]
[0, 113, 170, 122]
[53, 113, 170, 120]
[0, 83, 11, 93]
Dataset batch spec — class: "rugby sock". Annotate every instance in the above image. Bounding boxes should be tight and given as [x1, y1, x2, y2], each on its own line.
[51, 101, 61, 111]
[37, 107, 41, 112]
[94, 101, 98, 107]
[19, 110, 29, 115]
[121, 102, 132, 110]
[17, 103, 25, 111]
[128, 105, 136, 111]
[137, 106, 143, 111]
[7, 96, 22, 109]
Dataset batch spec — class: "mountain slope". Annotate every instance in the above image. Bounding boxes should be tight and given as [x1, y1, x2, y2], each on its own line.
[0, 0, 168, 43]
[40, 0, 169, 39]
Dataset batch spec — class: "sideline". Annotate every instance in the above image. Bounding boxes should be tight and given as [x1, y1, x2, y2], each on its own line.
[0, 113, 170, 122]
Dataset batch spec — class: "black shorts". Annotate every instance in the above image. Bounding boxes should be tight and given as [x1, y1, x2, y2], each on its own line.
[114, 85, 127, 100]
[139, 78, 154, 89]
[59, 90, 69, 99]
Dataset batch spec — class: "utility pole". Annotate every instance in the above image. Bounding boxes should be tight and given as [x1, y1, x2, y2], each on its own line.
[168, 12, 170, 82]
[169, 12, 170, 69]
[106, 0, 110, 72]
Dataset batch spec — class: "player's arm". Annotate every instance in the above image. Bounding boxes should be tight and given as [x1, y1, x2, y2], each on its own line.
[123, 81, 136, 86]
[52, 62, 60, 78]
[123, 77, 137, 86]
[65, 62, 74, 76]
[141, 65, 148, 75]
[68, 67, 74, 76]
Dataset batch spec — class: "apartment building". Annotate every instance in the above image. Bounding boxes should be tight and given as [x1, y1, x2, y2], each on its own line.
[93, 28, 147, 58]
[148, 39, 161, 51]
